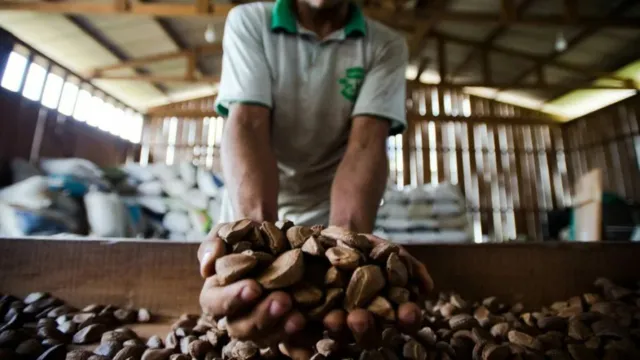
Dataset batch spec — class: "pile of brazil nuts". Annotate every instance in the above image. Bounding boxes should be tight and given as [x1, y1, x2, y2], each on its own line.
[1, 219, 639, 360]
[209, 220, 423, 325]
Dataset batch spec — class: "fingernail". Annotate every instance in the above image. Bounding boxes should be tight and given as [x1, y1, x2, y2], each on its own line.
[269, 300, 289, 317]
[285, 317, 303, 334]
[200, 251, 213, 267]
[240, 286, 260, 302]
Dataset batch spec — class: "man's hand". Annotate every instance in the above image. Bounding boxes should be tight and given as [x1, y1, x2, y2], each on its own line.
[198, 228, 307, 348]
[323, 234, 434, 345]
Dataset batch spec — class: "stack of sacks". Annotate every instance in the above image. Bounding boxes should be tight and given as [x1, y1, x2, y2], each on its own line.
[374, 182, 473, 244]
[0, 158, 225, 241]
[123, 162, 224, 241]
[0, 158, 104, 237]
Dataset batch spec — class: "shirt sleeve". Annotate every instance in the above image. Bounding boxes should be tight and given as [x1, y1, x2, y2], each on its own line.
[351, 37, 408, 135]
[215, 6, 272, 117]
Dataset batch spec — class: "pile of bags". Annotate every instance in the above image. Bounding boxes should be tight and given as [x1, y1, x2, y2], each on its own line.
[0, 158, 224, 241]
[373, 182, 473, 244]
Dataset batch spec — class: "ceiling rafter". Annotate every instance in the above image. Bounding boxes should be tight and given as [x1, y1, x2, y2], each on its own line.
[448, 0, 537, 82]
[66, 15, 169, 95]
[89, 44, 222, 75]
[504, 0, 639, 92]
[434, 32, 637, 86]
[407, 0, 448, 60]
[155, 17, 209, 79]
[2, 0, 640, 28]
[91, 74, 220, 83]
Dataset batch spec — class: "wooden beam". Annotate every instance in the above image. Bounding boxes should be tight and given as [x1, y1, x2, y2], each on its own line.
[407, 81, 639, 91]
[407, 0, 448, 59]
[148, 107, 559, 126]
[147, 93, 218, 114]
[501, 0, 516, 23]
[482, 49, 492, 85]
[67, 15, 169, 95]
[449, 0, 536, 81]
[436, 32, 638, 86]
[407, 113, 559, 126]
[563, 0, 578, 23]
[437, 36, 447, 84]
[155, 17, 209, 78]
[416, 57, 429, 81]
[0, 0, 234, 17]
[2, 0, 639, 28]
[93, 74, 220, 83]
[186, 52, 197, 80]
[90, 44, 222, 74]
[505, 0, 638, 91]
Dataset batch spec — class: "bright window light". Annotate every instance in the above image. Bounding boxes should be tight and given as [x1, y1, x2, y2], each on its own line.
[131, 113, 143, 144]
[58, 82, 79, 116]
[112, 107, 125, 136]
[41, 73, 64, 109]
[1, 52, 28, 92]
[73, 89, 92, 122]
[87, 96, 104, 127]
[22, 62, 47, 101]
[99, 102, 116, 133]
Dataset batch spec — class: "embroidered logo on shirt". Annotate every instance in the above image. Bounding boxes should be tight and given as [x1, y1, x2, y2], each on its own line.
[338, 67, 365, 102]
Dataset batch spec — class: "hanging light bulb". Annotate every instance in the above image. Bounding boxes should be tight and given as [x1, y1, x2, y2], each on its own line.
[555, 31, 567, 52]
[204, 24, 217, 43]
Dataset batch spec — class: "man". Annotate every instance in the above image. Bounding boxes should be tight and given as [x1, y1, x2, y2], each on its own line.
[199, 0, 433, 356]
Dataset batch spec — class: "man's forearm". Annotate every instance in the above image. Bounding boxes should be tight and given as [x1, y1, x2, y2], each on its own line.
[221, 104, 278, 222]
[329, 118, 389, 233]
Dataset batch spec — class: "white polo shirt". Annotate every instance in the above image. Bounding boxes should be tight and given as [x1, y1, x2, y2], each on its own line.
[215, 0, 408, 225]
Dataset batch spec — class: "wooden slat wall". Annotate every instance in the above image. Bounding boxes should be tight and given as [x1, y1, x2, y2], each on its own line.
[562, 95, 640, 204]
[399, 87, 570, 241]
[142, 87, 572, 241]
[141, 115, 223, 172]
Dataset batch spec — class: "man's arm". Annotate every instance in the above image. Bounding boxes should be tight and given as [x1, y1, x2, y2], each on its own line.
[221, 103, 279, 222]
[330, 35, 408, 233]
[329, 116, 389, 233]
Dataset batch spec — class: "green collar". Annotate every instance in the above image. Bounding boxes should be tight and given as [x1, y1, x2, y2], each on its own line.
[271, 0, 366, 37]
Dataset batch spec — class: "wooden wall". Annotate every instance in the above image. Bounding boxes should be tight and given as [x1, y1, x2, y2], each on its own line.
[0, 88, 136, 167]
[393, 87, 569, 241]
[562, 95, 640, 204]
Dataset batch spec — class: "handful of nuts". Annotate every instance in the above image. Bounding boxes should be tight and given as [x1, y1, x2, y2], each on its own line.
[209, 220, 423, 325]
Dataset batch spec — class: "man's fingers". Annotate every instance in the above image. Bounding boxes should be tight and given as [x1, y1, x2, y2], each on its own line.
[414, 260, 434, 293]
[198, 235, 227, 278]
[200, 278, 262, 317]
[347, 309, 378, 347]
[397, 302, 422, 334]
[226, 291, 293, 340]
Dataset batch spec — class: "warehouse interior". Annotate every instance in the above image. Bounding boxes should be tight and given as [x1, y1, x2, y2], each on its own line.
[0, 0, 639, 243]
[2, 1, 640, 359]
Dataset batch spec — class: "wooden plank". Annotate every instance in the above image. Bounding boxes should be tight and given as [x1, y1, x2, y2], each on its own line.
[437, 36, 447, 84]
[92, 74, 220, 83]
[435, 121, 445, 183]
[422, 121, 431, 185]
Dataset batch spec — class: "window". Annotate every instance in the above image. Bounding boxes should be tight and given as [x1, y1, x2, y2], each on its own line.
[111, 107, 126, 136]
[87, 95, 104, 127]
[22, 62, 47, 101]
[41, 73, 64, 109]
[1, 52, 28, 92]
[131, 113, 143, 144]
[73, 89, 92, 122]
[58, 82, 79, 116]
[99, 102, 115, 133]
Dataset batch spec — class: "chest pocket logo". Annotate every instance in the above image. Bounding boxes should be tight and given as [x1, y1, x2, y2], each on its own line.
[338, 67, 365, 102]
